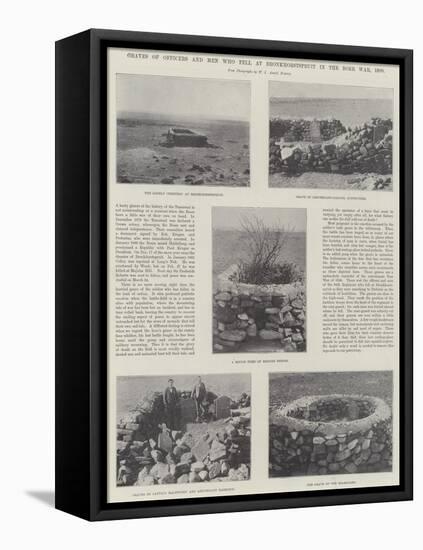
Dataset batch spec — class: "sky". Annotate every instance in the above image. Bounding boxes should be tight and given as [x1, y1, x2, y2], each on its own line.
[270, 81, 393, 100]
[117, 74, 251, 121]
[212, 207, 306, 232]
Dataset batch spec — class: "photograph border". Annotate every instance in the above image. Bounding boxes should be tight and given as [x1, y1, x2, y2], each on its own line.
[55, 28, 413, 521]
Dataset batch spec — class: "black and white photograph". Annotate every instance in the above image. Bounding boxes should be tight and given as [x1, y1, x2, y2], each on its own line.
[116, 74, 250, 186]
[269, 82, 393, 191]
[212, 206, 306, 353]
[116, 374, 251, 486]
[269, 371, 393, 478]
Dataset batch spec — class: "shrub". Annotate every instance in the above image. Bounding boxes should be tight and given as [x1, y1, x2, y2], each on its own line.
[236, 215, 303, 285]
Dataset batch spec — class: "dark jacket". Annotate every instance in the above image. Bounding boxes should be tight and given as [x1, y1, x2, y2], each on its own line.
[163, 386, 178, 407]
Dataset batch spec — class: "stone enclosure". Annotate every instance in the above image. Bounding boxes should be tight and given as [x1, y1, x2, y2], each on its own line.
[269, 394, 392, 477]
[269, 117, 392, 187]
[116, 390, 251, 486]
[213, 263, 306, 353]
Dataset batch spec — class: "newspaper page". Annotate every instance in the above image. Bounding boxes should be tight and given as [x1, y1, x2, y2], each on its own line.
[106, 46, 399, 503]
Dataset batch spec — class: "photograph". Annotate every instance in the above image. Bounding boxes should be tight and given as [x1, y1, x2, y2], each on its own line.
[269, 371, 393, 478]
[116, 74, 250, 186]
[268, 82, 393, 191]
[212, 207, 306, 353]
[116, 373, 251, 486]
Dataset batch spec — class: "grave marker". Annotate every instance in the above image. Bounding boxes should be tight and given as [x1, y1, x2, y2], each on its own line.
[214, 395, 231, 420]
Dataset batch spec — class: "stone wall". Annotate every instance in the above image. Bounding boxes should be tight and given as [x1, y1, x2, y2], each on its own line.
[269, 118, 392, 178]
[269, 118, 346, 142]
[269, 395, 392, 477]
[117, 391, 251, 486]
[213, 264, 306, 352]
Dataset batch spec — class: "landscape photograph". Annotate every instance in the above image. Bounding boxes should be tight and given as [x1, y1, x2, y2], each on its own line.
[212, 207, 306, 353]
[116, 74, 250, 186]
[269, 371, 393, 478]
[116, 373, 251, 486]
[269, 82, 393, 191]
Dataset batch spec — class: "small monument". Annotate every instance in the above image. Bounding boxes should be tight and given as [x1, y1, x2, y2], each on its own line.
[180, 397, 197, 425]
[309, 120, 322, 143]
[214, 395, 231, 420]
[158, 427, 173, 455]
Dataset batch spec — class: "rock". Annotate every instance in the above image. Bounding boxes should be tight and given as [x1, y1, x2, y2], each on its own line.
[220, 461, 230, 475]
[208, 462, 221, 479]
[180, 452, 194, 464]
[209, 441, 227, 462]
[313, 437, 325, 445]
[335, 449, 352, 462]
[238, 464, 249, 479]
[220, 329, 246, 342]
[362, 439, 371, 450]
[192, 437, 211, 462]
[371, 442, 385, 453]
[265, 307, 280, 315]
[191, 461, 205, 473]
[136, 475, 155, 486]
[189, 472, 201, 483]
[368, 453, 382, 464]
[215, 292, 231, 301]
[174, 462, 191, 477]
[347, 439, 359, 450]
[159, 473, 176, 484]
[151, 450, 164, 463]
[246, 324, 257, 337]
[198, 470, 209, 481]
[226, 424, 238, 437]
[237, 313, 249, 321]
[258, 329, 280, 340]
[150, 462, 170, 480]
[177, 474, 189, 484]
[344, 462, 358, 474]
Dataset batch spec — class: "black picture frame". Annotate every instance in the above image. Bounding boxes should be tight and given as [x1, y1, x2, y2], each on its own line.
[55, 28, 413, 521]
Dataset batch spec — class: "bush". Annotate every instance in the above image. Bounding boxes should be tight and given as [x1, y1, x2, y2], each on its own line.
[235, 215, 303, 285]
[238, 260, 302, 285]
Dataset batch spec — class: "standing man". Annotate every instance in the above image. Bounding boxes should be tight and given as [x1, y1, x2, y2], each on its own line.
[191, 376, 207, 422]
[163, 379, 179, 430]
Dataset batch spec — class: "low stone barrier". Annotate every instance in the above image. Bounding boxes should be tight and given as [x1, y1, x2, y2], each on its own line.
[269, 394, 392, 477]
[269, 118, 392, 178]
[213, 264, 306, 352]
[269, 118, 346, 142]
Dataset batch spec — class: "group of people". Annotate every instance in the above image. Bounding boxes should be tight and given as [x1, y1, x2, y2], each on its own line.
[163, 376, 207, 429]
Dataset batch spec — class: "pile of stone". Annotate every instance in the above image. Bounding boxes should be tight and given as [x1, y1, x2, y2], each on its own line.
[269, 118, 392, 177]
[213, 264, 306, 353]
[117, 394, 251, 486]
[269, 118, 346, 142]
[269, 395, 392, 477]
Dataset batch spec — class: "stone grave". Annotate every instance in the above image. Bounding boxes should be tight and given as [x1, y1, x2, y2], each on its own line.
[158, 429, 173, 454]
[214, 395, 231, 420]
[310, 120, 322, 143]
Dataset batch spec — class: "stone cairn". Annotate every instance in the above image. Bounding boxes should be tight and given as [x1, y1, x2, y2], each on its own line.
[213, 264, 306, 352]
[269, 395, 392, 477]
[117, 392, 251, 486]
[269, 118, 393, 183]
